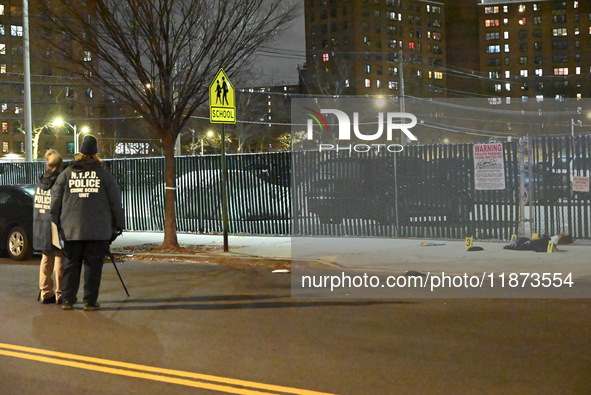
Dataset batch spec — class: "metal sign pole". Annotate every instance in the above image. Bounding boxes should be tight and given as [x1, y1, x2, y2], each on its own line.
[208, 68, 234, 253]
[221, 123, 229, 252]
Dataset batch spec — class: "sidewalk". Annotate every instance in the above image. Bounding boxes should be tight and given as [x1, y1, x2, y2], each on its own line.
[111, 232, 591, 279]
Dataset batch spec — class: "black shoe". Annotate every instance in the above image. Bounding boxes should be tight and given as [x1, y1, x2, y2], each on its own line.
[61, 302, 74, 310]
[84, 302, 100, 311]
[56, 298, 63, 305]
[41, 295, 56, 304]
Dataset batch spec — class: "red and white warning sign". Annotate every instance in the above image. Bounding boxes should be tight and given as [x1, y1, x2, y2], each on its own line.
[473, 143, 505, 191]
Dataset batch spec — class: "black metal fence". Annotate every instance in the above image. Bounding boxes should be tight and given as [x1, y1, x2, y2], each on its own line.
[3, 135, 590, 241]
[529, 135, 591, 240]
[292, 142, 521, 241]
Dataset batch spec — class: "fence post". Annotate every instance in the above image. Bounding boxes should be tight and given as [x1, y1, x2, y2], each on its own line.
[518, 137, 528, 237]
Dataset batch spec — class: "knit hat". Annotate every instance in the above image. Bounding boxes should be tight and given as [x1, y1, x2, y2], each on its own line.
[45, 148, 63, 169]
[80, 135, 98, 155]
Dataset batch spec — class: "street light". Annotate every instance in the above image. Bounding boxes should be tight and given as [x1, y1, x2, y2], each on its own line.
[52, 118, 90, 154]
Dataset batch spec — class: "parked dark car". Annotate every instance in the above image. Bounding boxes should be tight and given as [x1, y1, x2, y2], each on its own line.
[307, 156, 472, 225]
[150, 170, 290, 229]
[432, 157, 567, 205]
[0, 185, 34, 260]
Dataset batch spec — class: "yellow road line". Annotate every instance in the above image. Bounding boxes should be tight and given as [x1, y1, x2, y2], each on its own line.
[0, 343, 335, 395]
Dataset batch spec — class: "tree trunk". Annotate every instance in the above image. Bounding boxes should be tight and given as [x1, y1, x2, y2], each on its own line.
[160, 138, 180, 249]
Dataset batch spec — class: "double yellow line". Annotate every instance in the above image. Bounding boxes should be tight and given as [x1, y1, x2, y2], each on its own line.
[0, 342, 335, 395]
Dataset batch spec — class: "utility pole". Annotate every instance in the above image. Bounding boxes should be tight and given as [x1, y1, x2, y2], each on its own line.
[399, 50, 407, 145]
[23, 0, 33, 161]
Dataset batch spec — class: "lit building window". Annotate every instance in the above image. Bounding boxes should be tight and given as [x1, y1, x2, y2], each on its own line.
[576, 67, 581, 75]
[504, 44, 510, 52]
[487, 45, 500, 53]
[553, 67, 568, 76]
[505, 71, 511, 78]
[322, 53, 329, 62]
[520, 70, 528, 77]
[495, 84, 502, 92]
[388, 81, 398, 90]
[365, 64, 371, 73]
[0, 24, 5, 36]
[2, 142, 8, 153]
[535, 69, 543, 76]
[519, 17, 526, 25]
[552, 28, 567, 37]
[434, 72, 443, 80]
[83, 51, 92, 61]
[504, 31, 509, 39]
[1, 122, 7, 133]
[0, 64, 6, 74]
[485, 19, 500, 27]
[1, 103, 6, 112]
[505, 83, 511, 91]
[365, 79, 371, 88]
[0, 44, 4, 54]
[10, 25, 23, 37]
[533, 4, 541, 11]
[519, 4, 526, 13]
[0, 6, 4, 15]
[376, 80, 381, 88]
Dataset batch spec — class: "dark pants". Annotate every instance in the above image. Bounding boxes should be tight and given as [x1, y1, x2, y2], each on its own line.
[62, 240, 109, 304]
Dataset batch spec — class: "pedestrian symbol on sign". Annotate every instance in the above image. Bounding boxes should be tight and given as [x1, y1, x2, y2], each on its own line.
[209, 69, 235, 124]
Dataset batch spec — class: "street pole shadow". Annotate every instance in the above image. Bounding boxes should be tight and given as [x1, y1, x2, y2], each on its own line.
[98, 294, 414, 311]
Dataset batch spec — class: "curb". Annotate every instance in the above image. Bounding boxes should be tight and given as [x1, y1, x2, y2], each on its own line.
[111, 251, 298, 269]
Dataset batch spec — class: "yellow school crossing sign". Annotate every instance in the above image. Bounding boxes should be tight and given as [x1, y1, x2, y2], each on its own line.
[209, 68, 236, 124]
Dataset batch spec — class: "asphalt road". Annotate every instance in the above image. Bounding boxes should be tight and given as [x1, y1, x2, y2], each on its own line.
[1, 255, 590, 394]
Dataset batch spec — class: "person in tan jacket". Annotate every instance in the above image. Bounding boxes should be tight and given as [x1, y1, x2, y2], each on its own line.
[33, 149, 65, 304]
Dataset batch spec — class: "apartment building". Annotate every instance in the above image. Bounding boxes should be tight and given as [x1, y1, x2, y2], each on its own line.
[301, 0, 449, 97]
[0, 0, 103, 159]
[303, 0, 590, 100]
[479, 0, 591, 100]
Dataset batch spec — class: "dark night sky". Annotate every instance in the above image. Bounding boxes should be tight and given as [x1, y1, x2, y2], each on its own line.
[249, 1, 305, 87]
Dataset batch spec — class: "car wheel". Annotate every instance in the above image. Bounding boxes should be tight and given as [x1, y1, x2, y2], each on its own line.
[7, 226, 32, 261]
[449, 193, 472, 224]
[377, 205, 397, 225]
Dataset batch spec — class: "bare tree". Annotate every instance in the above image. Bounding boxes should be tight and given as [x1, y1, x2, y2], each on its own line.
[39, 0, 296, 249]
[300, 54, 351, 96]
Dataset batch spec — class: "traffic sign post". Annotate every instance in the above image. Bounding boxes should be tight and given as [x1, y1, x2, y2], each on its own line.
[209, 69, 236, 252]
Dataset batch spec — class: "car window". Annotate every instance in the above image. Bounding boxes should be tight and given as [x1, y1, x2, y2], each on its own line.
[0, 191, 13, 205]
